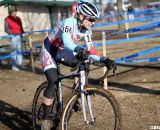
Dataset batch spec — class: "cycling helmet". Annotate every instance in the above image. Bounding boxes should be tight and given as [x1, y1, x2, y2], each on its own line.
[76, 0, 100, 21]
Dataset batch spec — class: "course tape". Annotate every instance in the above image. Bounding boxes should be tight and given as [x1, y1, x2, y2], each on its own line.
[0, 50, 31, 60]
[116, 57, 160, 63]
[93, 15, 160, 27]
[0, 16, 159, 40]
[130, 10, 160, 16]
[90, 32, 160, 47]
[0, 29, 51, 60]
[0, 29, 52, 40]
[107, 33, 160, 45]
[0, 35, 13, 39]
[0, 19, 159, 63]
[120, 46, 160, 59]
[115, 46, 160, 63]
[110, 21, 160, 36]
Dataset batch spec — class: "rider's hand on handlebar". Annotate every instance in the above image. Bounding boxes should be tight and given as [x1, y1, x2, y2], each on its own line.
[100, 57, 117, 70]
[74, 47, 88, 61]
[76, 49, 88, 60]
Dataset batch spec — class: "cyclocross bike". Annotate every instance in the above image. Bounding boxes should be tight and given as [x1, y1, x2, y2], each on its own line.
[32, 58, 122, 130]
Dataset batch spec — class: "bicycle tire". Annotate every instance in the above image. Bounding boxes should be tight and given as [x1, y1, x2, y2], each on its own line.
[61, 87, 122, 130]
[32, 82, 58, 130]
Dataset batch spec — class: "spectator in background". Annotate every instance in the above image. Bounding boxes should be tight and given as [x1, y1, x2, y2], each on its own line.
[127, 5, 134, 20]
[72, 1, 77, 16]
[104, 2, 115, 22]
[4, 5, 24, 71]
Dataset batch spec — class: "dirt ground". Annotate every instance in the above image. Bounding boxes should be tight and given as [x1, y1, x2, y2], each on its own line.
[0, 37, 160, 130]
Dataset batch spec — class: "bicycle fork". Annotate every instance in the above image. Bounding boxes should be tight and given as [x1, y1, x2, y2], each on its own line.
[80, 71, 95, 125]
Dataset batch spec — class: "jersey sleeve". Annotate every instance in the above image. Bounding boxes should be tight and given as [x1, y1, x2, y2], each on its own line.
[61, 18, 78, 51]
[84, 30, 102, 61]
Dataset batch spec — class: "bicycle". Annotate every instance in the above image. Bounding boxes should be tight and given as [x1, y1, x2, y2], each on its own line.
[32, 58, 122, 130]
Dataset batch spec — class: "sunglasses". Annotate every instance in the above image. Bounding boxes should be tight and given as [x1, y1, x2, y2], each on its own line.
[86, 17, 96, 22]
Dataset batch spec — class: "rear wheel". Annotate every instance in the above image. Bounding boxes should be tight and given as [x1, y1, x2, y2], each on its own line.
[61, 87, 122, 130]
[32, 82, 59, 130]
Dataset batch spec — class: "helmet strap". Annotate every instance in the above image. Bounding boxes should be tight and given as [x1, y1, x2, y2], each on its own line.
[76, 14, 87, 32]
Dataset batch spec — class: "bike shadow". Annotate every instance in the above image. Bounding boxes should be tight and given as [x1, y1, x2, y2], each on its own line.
[88, 64, 160, 95]
[88, 77, 160, 95]
[108, 81, 160, 95]
[0, 100, 33, 130]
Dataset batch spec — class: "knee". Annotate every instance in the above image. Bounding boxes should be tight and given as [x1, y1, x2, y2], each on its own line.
[43, 68, 58, 99]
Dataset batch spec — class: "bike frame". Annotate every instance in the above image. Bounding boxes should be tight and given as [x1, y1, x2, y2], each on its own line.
[55, 63, 80, 113]
[56, 60, 95, 124]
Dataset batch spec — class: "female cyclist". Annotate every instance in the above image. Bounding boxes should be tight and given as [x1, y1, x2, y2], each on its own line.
[40, 0, 116, 130]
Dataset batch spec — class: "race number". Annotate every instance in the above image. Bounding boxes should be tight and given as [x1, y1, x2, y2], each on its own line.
[63, 26, 72, 34]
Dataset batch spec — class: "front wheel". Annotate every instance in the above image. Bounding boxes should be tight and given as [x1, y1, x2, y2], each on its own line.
[61, 87, 122, 130]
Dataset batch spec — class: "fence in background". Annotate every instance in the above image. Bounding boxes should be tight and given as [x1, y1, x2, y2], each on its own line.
[0, 9, 160, 73]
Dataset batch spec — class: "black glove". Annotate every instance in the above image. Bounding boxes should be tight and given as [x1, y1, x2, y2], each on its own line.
[74, 46, 88, 61]
[100, 57, 117, 70]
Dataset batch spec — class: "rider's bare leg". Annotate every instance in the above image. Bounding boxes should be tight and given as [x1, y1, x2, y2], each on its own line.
[42, 97, 54, 120]
[43, 97, 54, 105]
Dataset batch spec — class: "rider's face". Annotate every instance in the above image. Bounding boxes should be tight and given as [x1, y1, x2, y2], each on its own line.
[82, 18, 96, 30]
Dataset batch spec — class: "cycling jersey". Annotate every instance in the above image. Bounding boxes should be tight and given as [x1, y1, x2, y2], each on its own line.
[41, 17, 102, 71]
[49, 17, 102, 59]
